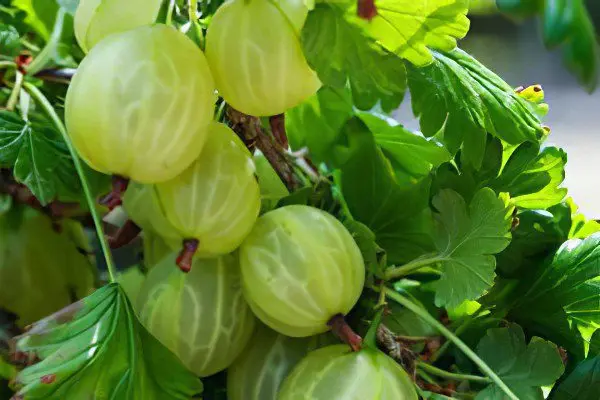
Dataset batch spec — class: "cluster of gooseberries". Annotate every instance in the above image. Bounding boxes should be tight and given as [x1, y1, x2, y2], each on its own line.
[66, 0, 418, 398]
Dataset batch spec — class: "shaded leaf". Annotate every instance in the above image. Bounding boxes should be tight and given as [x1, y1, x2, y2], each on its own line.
[550, 355, 600, 400]
[496, 204, 571, 276]
[435, 135, 567, 210]
[0, 24, 20, 56]
[350, 0, 470, 66]
[408, 49, 544, 167]
[431, 188, 513, 308]
[286, 86, 354, 164]
[344, 219, 386, 280]
[509, 234, 600, 360]
[0, 111, 108, 205]
[0, 207, 94, 327]
[476, 324, 565, 400]
[358, 112, 451, 186]
[11, 283, 203, 399]
[301, 4, 407, 111]
[12, 0, 59, 39]
[337, 117, 433, 264]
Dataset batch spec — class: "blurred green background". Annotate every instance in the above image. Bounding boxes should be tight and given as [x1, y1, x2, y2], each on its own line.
[395, 2, 600, 218]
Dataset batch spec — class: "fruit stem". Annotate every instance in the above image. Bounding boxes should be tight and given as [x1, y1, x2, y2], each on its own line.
[416, 361, 491, 384]
[99, 176, 129, 210]
[108, 219, 142, 249]
[23, 81, 118, 283]
[269, 114, 288, 148]
[6, 71, 23, 111]
[327, 314, 362, 351]
[377, 286, 519, 400]
[176, 239, 199, 273]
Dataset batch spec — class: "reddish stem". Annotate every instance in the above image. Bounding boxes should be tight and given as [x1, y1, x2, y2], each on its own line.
[269, 114, 288, 149]
[357, 0, 378, 20]
[108, 219, 142, 249]
[327, 314, 362, 351]
[99, 175, 129, 210]
[176, 239, 199, 273]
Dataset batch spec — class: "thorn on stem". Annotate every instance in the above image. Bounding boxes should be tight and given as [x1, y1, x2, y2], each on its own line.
[99, 175, 129, 210]
[357, 0, 378, 20]
[269, 114, 288, 148]
[108, 219, 142, 249]
[327, 314, 362, 351]
[176, 239, 199, 273]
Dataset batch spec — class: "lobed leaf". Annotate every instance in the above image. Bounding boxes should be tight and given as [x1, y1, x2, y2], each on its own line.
[338, 117, 434, 265]
[349, 0, 470, 66]
[11, 283, 203, 399]
[476, 324, 564, 400]
[0, 111, 108, 206]
[408, 49, 544, 167]
[0, 24, 20, 56]
[431, 188, 513, 308]
[301, 5, 407, 112]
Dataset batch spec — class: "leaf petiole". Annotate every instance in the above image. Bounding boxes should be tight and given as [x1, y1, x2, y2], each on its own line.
[384, 254, 447, 280]
[0, 61, 16, 70]
[416, 361, 491, 384]
[376, 286, 519, 400]
[23, 82, 118, 283]
[6, 71, 23, 111]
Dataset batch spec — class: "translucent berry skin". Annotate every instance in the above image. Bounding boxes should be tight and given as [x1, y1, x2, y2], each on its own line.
[65, 24, 215, 184]
[239, 205, 365, 337]
[155, 122, 261, 257]
[279, 345, 418, 400]
[205, 0, 321, 116]
[137, 252, 256, 377]
[122, 182, 181, 249]
[227, 323, 324, 400]
[74, 0, 163, 52]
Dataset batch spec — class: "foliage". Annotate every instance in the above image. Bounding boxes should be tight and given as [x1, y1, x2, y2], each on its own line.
[0, 0, 599, 399]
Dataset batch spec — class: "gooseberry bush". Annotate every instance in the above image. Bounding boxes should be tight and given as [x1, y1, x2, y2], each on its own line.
[0, 0, 599, 399]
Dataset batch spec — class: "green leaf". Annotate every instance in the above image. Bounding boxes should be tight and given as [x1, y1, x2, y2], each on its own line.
[550, 355, 600, 400]
[350, 0, 470, 66]
[301, 4, 407, 111]
[0, 207, 94, 327]
[338, 117, 434, 265]
[11, 283, 203, 399]
[435, 135, 567, 210]
[509, 234, 600, 360]
[568, 198, 600, 239]
[490, 143, 567, 209]
[343, 219, 386, 280]
[408, 49, 544, 167]
[496, 204, 571, 276]
[0, 111, 106, 206]
[476, 324, 565, 400]
[358, 112, 452, 186]
[286, 86, 354, 164]
[431, 188, 513, 308]
[12, 0, 59, 39]
[0, 24, 20, 56]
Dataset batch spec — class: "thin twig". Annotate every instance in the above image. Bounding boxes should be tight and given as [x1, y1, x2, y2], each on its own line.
[227, 107, 302, 192]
